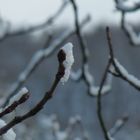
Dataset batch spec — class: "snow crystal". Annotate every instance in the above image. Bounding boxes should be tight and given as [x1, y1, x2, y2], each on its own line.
[60, 42, 74, 84]
[0, 119, 16, 140]
[8, 87, 29, 107]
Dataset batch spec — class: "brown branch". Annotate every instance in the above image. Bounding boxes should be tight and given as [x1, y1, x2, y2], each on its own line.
[0, 49, 66, 135]
[0, 93, 29, 118]
[70, 0, 88, 63]
[95, 27, 117, 140]
[2, 16, 90, 108]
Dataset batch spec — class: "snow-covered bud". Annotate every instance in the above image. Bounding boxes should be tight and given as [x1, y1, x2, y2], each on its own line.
[60, 42, 74, 84]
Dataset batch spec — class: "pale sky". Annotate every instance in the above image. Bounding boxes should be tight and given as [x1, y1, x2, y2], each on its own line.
[0, 0, 139, 30]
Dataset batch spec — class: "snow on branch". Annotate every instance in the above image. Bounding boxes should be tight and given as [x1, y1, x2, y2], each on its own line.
[0, 119, 16, 140]
[114, 0, 140, 46]
[7, 87, 29, 108]
[60, 43, 74, 84]
[120, 12, 140, 46]
[106, 26, 140, 91]
[115, 0, 140, 12]
[110, 58, 140, 90]
[83, 64, 112, 96]
[0, 43, 73, 136]
[2, 15, 90, 107]
[0, 87, 29, 118]
[70, 0, 112, 97]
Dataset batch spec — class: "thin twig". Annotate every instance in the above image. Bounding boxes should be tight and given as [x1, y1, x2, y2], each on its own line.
[106, 27, 140, 91]
[70, 0, 112, 96]
[114, 0, 140, 46]
[97, 59, 112, 140]
[0, 93, 29, 118]
[0, 49, 66, 135]
[70, 0, 88, 63]
[2, 16, 90, 107]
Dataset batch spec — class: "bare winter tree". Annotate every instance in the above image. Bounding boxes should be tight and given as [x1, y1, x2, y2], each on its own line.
[0, 1, 92, 139]
[0, 0, 140, 140]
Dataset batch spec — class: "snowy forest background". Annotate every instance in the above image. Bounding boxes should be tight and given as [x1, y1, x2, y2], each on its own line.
[0, 0, 140, 140]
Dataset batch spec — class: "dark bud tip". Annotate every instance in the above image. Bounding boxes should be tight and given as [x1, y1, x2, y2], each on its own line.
[57, 49, 66, 63]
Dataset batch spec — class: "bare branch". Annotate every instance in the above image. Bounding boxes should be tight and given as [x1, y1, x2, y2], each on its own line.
[106, 27, 140, 91]
[0, 93, 29, 118]
[70, 0, 112, 97]
[121, 12, 140, 46]
[0, 48, 67, 135]
[3, 16, 90, 108]
[110, 58, 140, 91]
[97, 59, 112, 140]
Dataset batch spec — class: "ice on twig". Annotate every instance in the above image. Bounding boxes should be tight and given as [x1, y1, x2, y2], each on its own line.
[60, 42, 74, 84]
[0, 119, 16, 140]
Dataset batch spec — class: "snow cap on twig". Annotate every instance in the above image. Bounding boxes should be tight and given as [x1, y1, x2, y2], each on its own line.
[60, 42, 74, 84]
[8, 87, 29, 107]
[113, 58, 140, 88]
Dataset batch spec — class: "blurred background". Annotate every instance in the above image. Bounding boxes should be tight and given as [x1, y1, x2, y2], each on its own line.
[0, 0, 140, 140]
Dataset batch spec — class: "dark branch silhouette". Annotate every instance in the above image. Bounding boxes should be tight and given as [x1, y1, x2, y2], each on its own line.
[0, 47, 67, 135]
[3, 16, 90, 108]
[70, 0, 112, 97]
